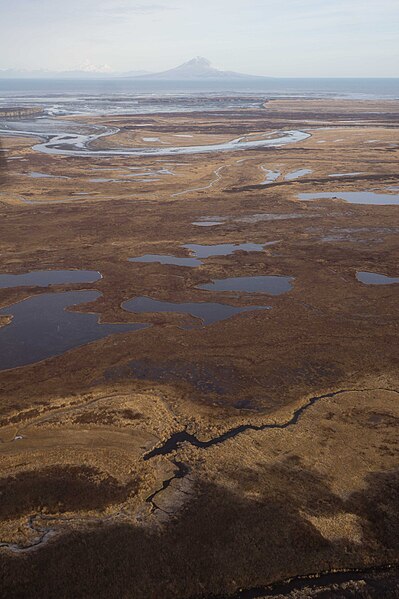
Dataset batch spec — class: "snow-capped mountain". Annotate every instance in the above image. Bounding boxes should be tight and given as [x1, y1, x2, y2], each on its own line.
[130, 57, 264, 80]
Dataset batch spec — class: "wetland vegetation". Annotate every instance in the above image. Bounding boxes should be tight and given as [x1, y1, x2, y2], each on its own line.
[0, 91, 398, 599]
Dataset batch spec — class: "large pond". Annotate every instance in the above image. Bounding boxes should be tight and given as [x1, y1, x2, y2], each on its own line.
[0, 269, 101, 289]
[356, 271, 399, 285]
[0, 291, 148, 371]
[298, 192, 399, 205]
[197, 275, 294, 295]
[129, 243, 267, 268]
[122, 296, 270, 327]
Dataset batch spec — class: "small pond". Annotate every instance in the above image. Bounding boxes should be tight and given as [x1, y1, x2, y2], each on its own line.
[183, 243, 265, 258]
[356, 271, 399, 285]
[129, 254, 201, 268]
[285, 169, 312, 181]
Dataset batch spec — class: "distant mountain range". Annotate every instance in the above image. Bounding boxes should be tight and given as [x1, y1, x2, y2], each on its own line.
[0, 68, 150, 79]
[0, 58, 265, 80]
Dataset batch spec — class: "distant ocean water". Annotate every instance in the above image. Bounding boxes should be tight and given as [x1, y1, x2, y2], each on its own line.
[0, 77, 398, 99]
[0, 78, 398, 119]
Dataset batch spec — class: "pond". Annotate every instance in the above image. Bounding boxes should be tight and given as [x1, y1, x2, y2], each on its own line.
[298, 192, 399, 205]
[192, 220, 224, 227]
[129, 254, 201, 268]
[129, 243, 267, 268]
[197, 275, 294, 295]
[285, 169, 312, 181]
[356, 271, 399, 285]
[122, 296, 271, 327]
[0, 290, 148, 370]
[0, 269, 101, 289]
[183, 243, 266, 258]
[261, 168, 281, 184]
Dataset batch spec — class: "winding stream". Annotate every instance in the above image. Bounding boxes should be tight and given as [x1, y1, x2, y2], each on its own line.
[0, 121, 310, 158]
[1, 387, 397, 554]
[144, 388, 361, 460]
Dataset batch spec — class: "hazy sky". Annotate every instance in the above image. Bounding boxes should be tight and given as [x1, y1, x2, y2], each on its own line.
[0, 0, 398, 76]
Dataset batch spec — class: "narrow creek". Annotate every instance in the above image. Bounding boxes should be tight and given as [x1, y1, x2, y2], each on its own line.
[145, 460, 190, 514]
[143, 386, 398, 512]
[2, 387, 397, 554]
[144, 388, 356, 460]
[205, 563, 398, 599]
[0, 514, 58, 553]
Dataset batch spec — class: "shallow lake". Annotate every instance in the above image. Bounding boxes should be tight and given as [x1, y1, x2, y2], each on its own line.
[192, 220, 224, 227]
[261, 168, 281, 184]
[236, 213, 310, 223]
[298, 192, 399, 205]
[129, 254, 201, 267]
[0, 290, 148, 370]
[356, 271, 399, 285]
[329, 172, 365, 178]
[183, 243, 265, 258]
[285, 169, 312, 181]
[122, 296, 270, 326]
[197, 275, 294, 295]
[28, 171, 61, 179]
[129, 243, 267, 268]
[0, 269, 101, 289]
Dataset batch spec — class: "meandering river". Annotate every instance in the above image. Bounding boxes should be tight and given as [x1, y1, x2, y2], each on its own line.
[0, 118, 310, 158]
